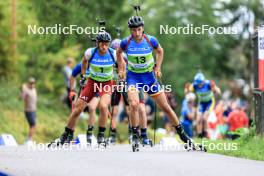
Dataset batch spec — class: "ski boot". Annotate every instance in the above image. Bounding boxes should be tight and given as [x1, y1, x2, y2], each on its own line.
[97, 132, 107, 148]
[86, 126, 94, 146]
[48, 127, 74, 147]
[175, 125, 207, 152]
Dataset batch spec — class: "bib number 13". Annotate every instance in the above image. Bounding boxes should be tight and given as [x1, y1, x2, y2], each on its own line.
[136, 56, 146, 64]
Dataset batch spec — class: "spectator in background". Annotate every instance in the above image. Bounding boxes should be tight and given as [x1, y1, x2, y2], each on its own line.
[227, 103, 249, 139]
[227, 103, 249, 131]
[63, 57, 74, 108]
[223, 100, 233, 118]
[184, 82, 192, 95]
[208, 100, 228, 139]
[181, 93, 196, 138]
[21, 77, 37, 144]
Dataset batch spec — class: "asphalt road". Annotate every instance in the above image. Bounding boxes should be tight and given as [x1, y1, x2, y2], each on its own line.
[0, 144, 264, 176]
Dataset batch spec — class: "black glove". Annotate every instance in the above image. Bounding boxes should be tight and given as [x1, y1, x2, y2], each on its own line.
[79, 74, 87, 87]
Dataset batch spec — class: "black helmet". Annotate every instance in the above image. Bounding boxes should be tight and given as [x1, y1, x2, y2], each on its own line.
[96, 32, 112, 42]
[128, 16, 144, 28]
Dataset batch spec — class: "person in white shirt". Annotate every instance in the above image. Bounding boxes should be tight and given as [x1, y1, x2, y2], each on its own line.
[21, 77, 37, 144]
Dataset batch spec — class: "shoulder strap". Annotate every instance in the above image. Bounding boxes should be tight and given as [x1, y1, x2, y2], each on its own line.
[88, 47, 98, 69]
[108, 48, 115, 63]
[108, 48, 118, 68]
[143, 34, 154, 49]
[124, 35, 133, 50]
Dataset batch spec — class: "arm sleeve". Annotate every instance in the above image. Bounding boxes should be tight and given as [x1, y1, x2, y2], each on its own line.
[120, 39, 128, 51]
[149, 36, 159, 49]
[71, 63, 82, 77]
[84, 48, 92, 61]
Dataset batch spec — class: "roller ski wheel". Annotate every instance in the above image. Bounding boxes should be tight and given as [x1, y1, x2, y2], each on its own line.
[183, 143, 207, 152]
[87, 134, 92, 146]
[48, 139, 74, 148]
[132, 139, 140, 152]
[47, 138, 60, 148]
[107, 136, 116, 145]
[97, 135, 107, 148]
[141, 138, 153, 147]
[132, 143, 139, 152]
[196, 144, 207, 152]
[149, 140, 153, 147]
[98, 142, 107, 148]
[48, 131, 73, 148]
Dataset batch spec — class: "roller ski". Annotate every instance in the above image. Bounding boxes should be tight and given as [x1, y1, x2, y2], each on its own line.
[107, 134, 116, 145]
[86, 133, 92, 146]
[131, 126, 140, 152]
[140, 128, 153, 147]
[97, 133, 107, 148]
[141, 137, 153, 147]
[183, 142, 207, 152]
[131, 132, 140, 152]
[86, 126, 94, 146]
[107, 128, 117, 145]
[132, 138, 140, 152]
[48, 127, 74, 148]
[175, 124, 207, 152]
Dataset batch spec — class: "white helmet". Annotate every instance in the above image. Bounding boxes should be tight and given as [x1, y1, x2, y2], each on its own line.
[186, 93, 196, 102]
[110, 39, 121, 50]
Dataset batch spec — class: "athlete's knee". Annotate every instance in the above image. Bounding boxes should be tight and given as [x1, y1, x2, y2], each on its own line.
[72, 100, 85, 115]
[72, 106, 82, 118]
[99, 102, 108, 111]
[130, 99, 140, 110]
[88, 104, 97, 112]
[138, 104, 146, 114]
